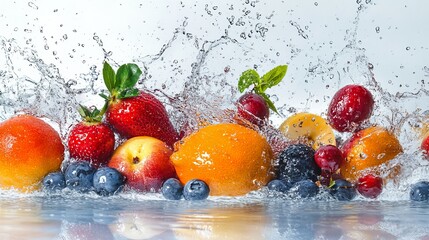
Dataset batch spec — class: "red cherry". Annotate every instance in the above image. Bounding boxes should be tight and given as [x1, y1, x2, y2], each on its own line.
[422, 135, 429, 159]
[237, 92, 269, 126]
[314, 145, 343, 173]
[327, 84, 374, 132]
[357, 174, 383, 199]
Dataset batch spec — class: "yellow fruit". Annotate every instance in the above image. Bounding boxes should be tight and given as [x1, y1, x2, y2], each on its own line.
[279, 112, 336, 150]
[170, 123, 274, 196]
[340, 126, 403, 181]
[0, 114, 64, 191]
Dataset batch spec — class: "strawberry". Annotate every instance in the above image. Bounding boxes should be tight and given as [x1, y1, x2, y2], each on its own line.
[67, 105, 115, 167]
[236, 65, 287, 126]
[101, 62, 178, 147]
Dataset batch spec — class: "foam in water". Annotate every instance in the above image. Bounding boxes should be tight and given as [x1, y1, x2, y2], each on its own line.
[0, 1, 429, 202]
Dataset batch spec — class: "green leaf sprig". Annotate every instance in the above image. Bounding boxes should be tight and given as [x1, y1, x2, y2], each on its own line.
[101, 61, 143, 102]
[238, 65, 287, 114]
[77, 104, 105, 123]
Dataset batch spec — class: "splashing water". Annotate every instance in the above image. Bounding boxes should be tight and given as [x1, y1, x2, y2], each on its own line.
[0, 0, 429, 204]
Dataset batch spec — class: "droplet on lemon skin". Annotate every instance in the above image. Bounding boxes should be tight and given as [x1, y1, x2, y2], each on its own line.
[279, 112, 336, 150]
[171, 123, 275, 196]
[340, 126, 403, 181]
[0, 115, 64, 192]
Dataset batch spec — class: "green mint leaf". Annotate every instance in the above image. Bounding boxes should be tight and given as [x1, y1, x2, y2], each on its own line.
[115, 64, 142, 90]
[238, 69, 260, 93]
[118, 88, 139, 99]
[103, 62, 116, 93]
[261, 65, 287, 91]
[259, 92, 279, 114]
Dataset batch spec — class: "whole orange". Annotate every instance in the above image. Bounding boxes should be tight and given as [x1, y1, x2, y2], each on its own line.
[0, 115, 64, 191]
[170, 123, 274, 196]
[340, 126, 402, 181]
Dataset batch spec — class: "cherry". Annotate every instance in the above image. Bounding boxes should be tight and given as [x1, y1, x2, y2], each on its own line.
[314, 145, 343, 174]
[421, 135, 429, 159]
[237, 92, 269, 126]
[357, 174, 383, 199]
[327, 84, 374, 132]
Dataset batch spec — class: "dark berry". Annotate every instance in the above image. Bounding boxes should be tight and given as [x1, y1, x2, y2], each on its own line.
[93, 167, 125, 196]
[290, 180, 319, 198]
[42, 172, 66, 192]
[328, 84, 374, 132]
[410, 181, 429, 201]
[237, 92, 269, 126]
[278, 144, 321, 184]
[267, 179, 292, 193]
[65, 161, 96, 193]
[330, 179, 357, 201]
[357, 174, 383, 199]
[314, 145, 343, 173]
[183, 179, 210, 200]
[161, 178, 184, 200]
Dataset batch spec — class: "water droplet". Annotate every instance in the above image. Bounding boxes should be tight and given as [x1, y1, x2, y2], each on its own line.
[314, 2, 318, 6]
[28, 2, 39, 10]
[377, 153, 385, 160]
[359, 153, 368, 159]
[406, 46, 410, 50]
[63, 34, 68, 40]
[375, 26, 380, 33]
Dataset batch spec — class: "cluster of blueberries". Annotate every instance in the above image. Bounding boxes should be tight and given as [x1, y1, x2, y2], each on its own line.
[43, 161, 125, 196]
[265, 144, 357, 200]
[42, 161, 211, 200]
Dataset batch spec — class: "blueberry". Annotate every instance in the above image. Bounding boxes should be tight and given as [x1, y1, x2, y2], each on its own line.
[42, 172, 66, 192]
[278, 144, 321, 184]
[410, 181, 429, 201]
[267, 179, 292, 193]
[290, 179, 319, 198]
[161, 178, 184, 200]
[183, 179, 210, 200]
[93, 167, 125, 196]
[330, 179, 356, 201]
[64, 161, 96, 193]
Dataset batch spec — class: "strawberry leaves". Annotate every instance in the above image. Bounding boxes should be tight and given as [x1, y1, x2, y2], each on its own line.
[78, 104, 104, 123]
[102, 61, 142, 101]
[238, 65, 287, 114]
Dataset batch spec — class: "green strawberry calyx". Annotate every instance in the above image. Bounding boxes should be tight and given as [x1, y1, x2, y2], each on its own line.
[237, 65, 287, 114]
[78, 104, 104, 123]
[100, 61, 143, 103]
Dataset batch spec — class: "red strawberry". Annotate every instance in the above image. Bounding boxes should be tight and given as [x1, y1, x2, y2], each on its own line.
[68, 105, 115, 167]
[101, 62, 178, 147]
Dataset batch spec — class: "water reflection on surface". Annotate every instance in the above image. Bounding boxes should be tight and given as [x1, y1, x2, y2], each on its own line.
[0, 195, 429, 239]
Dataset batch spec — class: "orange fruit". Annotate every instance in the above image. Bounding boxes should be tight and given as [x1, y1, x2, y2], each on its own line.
[340, 126, 402, 181]
[170, 123, 274, 196]
[0, 114, 64, 191]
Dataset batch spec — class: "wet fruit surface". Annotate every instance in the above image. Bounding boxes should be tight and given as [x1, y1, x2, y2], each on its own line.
[170, 123, 274, 196]
[357, 174, 383, 199]
[327, 85, 374, 132]
[0, 115, 64, 191]
[277, 144, 321, 184]
[279, 113, 336, 150]
[340, 126, 403, 181]
[237, 92, 269, 126]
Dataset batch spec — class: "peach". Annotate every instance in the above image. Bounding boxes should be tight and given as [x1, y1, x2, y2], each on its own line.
[340, 126, 402, 181]
[0, 114, 64, 191]
[108, 136, 176, 192]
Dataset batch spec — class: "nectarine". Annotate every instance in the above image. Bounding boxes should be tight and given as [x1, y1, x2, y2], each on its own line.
[0, 115, 64, 191]
[108, 136, 176, 192]
[340, 126, 402, 181]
